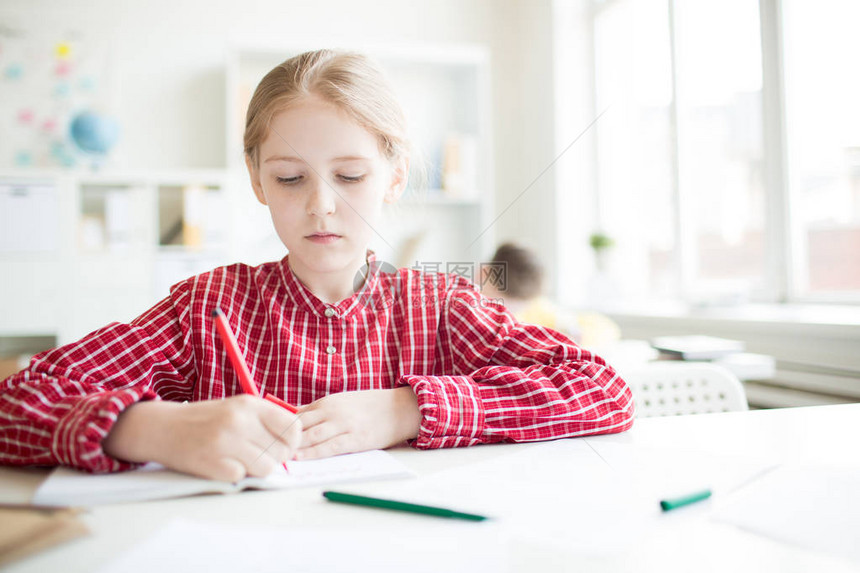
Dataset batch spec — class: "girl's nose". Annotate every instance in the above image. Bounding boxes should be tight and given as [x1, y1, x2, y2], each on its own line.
[306, 178, 336, 216]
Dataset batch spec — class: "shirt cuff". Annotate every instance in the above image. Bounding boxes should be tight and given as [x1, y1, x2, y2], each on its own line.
[399, 375, 485, 449]
[52, 388, 160, 473]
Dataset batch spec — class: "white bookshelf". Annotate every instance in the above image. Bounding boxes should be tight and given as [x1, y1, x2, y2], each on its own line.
[225, 40, 495, 270]
[0, 169, 231, 345]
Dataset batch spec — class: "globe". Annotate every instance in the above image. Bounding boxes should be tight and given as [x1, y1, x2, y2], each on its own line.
[69, 111, 120, 155]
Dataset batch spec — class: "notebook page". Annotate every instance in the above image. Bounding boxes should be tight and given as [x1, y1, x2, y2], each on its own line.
[711, 464, 860, 564]
[243, 449, 415, 490]
[31, 450, 414, 507]
[31, 463, 229, 507]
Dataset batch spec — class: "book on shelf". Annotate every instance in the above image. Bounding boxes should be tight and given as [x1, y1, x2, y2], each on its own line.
[651, 335, 745, 361]
[441, 133, 478, 199]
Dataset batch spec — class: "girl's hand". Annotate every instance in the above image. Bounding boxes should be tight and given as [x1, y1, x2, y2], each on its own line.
[102, 395, 302, 482]
[296, 387, 422, 460]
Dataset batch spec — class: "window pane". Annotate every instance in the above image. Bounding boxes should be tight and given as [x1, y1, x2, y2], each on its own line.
[783, 0, 860, 297]
[674, 0, 766, 300]
[593, 0, 675, 301]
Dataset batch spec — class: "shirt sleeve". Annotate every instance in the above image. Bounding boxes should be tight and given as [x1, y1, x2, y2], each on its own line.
[401, 278, 635, 449]
[0, 282, 197, 473]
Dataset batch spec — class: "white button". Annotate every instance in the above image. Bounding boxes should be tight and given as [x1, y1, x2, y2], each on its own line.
[326, 345, 337, 355]
[324, 307, 337, 318]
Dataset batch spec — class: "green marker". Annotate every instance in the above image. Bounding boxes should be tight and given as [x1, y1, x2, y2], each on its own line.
[322, 491, 488, 521]
[660, 489, 712, 511]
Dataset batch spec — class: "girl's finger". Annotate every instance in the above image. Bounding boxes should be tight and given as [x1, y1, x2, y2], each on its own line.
[300, 420, 343, 448]
[207, 456, 248, 483]
[258, 403, 303, 451]
[247, 430, 294, 467]
[296, 433, 355, 461]
[235, 441, 281, 479]
[293, 406, 326, 430]
[235, 408, 296, 466]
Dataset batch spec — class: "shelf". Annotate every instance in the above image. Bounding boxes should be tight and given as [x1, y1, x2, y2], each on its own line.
[78, 183, 144, 253]
[0, 334, 57, 380]
[0, 178, 61, 254]
[0, 169, 234, 343]
[155, 246, 228, 256]
[0, 334, 56, 352]
[157, 183, 227, 249]
[400, 189, 482, 206]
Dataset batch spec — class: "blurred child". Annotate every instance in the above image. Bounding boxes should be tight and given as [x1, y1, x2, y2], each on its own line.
[482, 242, 621, 348]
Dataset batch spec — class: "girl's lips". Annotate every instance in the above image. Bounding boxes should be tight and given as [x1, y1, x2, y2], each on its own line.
[306, 233, 342, 244]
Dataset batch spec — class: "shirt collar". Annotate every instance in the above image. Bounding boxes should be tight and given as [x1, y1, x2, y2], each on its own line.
[279, 250, 383, 319]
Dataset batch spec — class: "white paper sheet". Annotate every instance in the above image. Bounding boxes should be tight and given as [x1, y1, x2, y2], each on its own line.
[31, 450, 414, 507]
[341, 437, 783, 557]
[95, 518, 506, 573]
[582, 438, 780, 502]
[343, 438, 643, 555]
[711, 464, 860, 564]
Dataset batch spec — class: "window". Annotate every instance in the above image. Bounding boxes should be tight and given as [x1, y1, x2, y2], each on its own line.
[593, 0, 675, 299]
[783, 0, 860, 299]
[674, 0, 766, 298]
[574, 0, 860, 306]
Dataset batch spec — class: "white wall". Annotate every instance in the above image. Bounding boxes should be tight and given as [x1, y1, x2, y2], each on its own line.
[552, 0, 599, 305]
[485, 0, 558, 272]
[0, 0, 560, 269]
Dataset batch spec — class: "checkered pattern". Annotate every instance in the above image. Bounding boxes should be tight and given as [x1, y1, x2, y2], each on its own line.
[0, 253, 634, 472]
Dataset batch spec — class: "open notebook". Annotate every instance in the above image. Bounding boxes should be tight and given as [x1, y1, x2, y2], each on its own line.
[31, 450, 414, 507]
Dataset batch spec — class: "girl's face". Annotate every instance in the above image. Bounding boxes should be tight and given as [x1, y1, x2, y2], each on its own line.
[247, 95, 406, 286]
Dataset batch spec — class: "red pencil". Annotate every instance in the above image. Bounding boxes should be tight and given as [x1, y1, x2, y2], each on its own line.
[211, 308, 299, 413]
[211, 307, 299, 473]
[263, 392, 299, 414]
[211, 308, 260, 397]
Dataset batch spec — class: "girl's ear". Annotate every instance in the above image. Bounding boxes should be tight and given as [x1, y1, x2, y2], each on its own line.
[384, 156, 410, 204]
[245, 154, 268, 206]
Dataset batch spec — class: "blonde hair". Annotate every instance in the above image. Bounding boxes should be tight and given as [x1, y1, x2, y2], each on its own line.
[244, 49, 411, 170]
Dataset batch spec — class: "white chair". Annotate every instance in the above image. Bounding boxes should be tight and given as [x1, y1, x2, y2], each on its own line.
[624, 362, 749, 417]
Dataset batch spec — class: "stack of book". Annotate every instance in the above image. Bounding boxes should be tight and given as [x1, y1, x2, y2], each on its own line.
[651, 335, 745, 361]
[650, 335, 775, 381]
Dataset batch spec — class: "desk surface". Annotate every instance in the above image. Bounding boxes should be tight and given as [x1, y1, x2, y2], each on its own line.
[3, 403, 859, 572]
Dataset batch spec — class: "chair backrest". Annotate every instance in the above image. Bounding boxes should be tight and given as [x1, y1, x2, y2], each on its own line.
[624, 362, 748, 417]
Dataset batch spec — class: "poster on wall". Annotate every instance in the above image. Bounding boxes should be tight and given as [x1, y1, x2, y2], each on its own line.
[0, 23, 119, 170]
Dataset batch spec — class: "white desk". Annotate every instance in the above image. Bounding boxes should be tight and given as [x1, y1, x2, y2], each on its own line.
[3, 404, 859, 572]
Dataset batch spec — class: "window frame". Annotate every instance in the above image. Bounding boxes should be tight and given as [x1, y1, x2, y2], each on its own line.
[581, 0, 860, 306]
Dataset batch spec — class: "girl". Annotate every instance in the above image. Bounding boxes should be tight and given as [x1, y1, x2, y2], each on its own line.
[0, 49, 634, 483]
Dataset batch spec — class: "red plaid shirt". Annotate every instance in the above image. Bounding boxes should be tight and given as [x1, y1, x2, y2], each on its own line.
[0, 253, 634, 473]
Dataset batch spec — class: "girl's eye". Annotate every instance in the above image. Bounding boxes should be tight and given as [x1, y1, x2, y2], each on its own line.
[276, 176, 302, 185]
[339, 174, 365, 183]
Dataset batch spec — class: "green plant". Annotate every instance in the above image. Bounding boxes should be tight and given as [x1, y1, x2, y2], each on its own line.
[589, 232, 615, 251]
